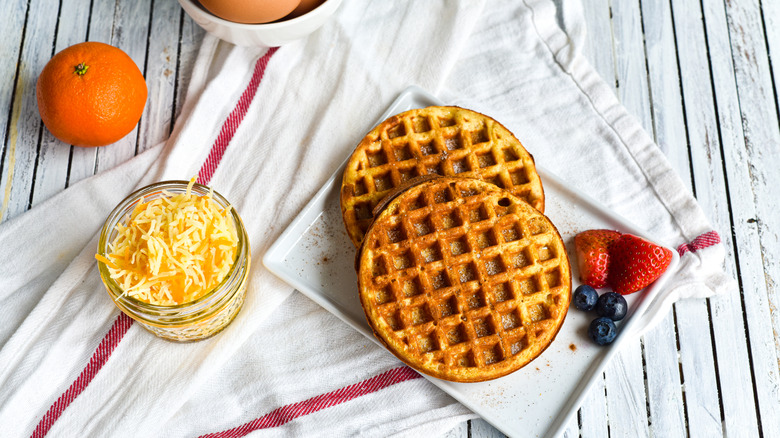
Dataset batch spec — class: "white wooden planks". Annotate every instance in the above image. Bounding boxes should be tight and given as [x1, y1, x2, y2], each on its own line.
[0, 0, 60, 221]
[720, 0, 780, 435]
[670, 0, 757, 436]
[0, 0, 28, 221]
[175, 11, 205, 122]
[141, 0, 183, 152]
[642, 1, 716, 437]
[765, 1, 780, 119]
[601, 1, 652, 436]
[577, 374, 609, 437]
[581, 0, 616, 94]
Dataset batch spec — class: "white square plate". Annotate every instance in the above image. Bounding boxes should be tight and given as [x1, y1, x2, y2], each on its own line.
[263, 86, 679, 437]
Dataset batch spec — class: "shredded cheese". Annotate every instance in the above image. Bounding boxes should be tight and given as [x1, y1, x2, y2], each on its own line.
[97, 179, 239, 306]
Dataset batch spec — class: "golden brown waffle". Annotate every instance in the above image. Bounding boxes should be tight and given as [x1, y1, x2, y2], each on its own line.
[356, 177, 570, 382]
[341, 106, 545, 247]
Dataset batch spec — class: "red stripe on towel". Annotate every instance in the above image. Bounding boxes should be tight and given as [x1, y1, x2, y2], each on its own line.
[677, 230, 721, 256]
[198, 366, 422, 438]
[32, 47, 279, 438]
[198, 46, 279, 185]
[30, 313, 133, 438]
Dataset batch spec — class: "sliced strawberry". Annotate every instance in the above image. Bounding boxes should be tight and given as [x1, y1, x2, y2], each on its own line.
[609, 234, 673, 295]
[574, 229, 621, 288]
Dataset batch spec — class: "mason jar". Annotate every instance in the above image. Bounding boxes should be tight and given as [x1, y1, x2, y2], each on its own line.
[96, 180, 250, 342]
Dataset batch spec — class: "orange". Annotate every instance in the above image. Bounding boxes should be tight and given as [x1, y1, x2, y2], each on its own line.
[36, 42, 147, 147]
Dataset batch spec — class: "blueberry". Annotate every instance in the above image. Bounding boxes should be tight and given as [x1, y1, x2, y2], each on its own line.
[573, 285, 598, 311]
[596, 292, 627, 321]
[588, 317, 617, 345]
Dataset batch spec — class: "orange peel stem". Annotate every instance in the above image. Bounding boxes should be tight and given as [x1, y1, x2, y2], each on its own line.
[74, 63, 89, 76]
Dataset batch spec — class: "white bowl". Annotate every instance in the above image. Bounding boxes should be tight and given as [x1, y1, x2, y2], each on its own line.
[178, 0, 342, 47]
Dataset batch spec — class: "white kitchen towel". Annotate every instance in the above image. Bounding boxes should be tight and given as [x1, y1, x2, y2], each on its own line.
[0, 0, 734, 437]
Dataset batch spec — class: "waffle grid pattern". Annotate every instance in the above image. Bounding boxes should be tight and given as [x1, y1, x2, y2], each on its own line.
[342, 106, 545, 247]
[358, 178, 570, 382]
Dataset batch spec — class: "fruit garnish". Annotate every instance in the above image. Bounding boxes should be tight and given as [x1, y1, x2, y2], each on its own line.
[588, 317, 617, 345]
[573, 229, 621, 288]
[573, 284, 598, 311]
[595, 292, 627, 321]
[609, 234, 673, 295]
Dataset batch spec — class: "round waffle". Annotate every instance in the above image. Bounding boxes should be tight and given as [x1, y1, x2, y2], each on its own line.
[356, 177, 570, 382]
[341, 106, 545, 247]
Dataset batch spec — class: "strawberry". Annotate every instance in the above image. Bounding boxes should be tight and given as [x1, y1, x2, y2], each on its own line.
[609, 234, 673, 295]
[574, 229, 621, 288]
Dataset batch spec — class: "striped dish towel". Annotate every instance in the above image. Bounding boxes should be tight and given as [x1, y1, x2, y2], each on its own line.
[0, 0, 733, 436]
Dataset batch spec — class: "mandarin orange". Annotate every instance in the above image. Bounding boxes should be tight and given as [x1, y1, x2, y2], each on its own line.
[36, 42, 147, 147]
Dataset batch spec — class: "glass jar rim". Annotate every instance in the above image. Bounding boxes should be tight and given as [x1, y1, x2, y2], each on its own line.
[96, 180, 248, 315]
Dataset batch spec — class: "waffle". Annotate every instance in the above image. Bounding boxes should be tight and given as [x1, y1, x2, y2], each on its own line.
[356, 177, 570, 382]
[341, 106, 545, 247]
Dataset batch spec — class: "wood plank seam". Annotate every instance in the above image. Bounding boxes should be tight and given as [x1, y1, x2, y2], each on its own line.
[607, 1, 621, 91]
[756, 3, 780, 131]
[26, 0, 66, 211]
[0, 0, 32, 222]
[639, 339, 658, 432]
[666, 0, 698, 196]
[636, 0, 661, 146]
[670, 307, 692, 436]
[134, 0, 156, 156]
[705, 297, 727, 430]
[670, 1, 753, 435]
[702, 0, 772, 433]
[170, 8, 186, 139]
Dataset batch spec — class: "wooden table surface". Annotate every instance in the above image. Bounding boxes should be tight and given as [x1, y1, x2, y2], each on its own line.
[2, 1, 778, 437]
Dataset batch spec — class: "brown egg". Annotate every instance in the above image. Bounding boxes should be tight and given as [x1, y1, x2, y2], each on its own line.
[286, 0, 325, 19]
[198, 0, 302, 24]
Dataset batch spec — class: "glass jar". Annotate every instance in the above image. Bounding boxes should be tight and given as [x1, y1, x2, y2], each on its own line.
[96, 181, 250, 342]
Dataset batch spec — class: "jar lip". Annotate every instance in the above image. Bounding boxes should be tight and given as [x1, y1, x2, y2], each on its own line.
[96, 180, 248, 311]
